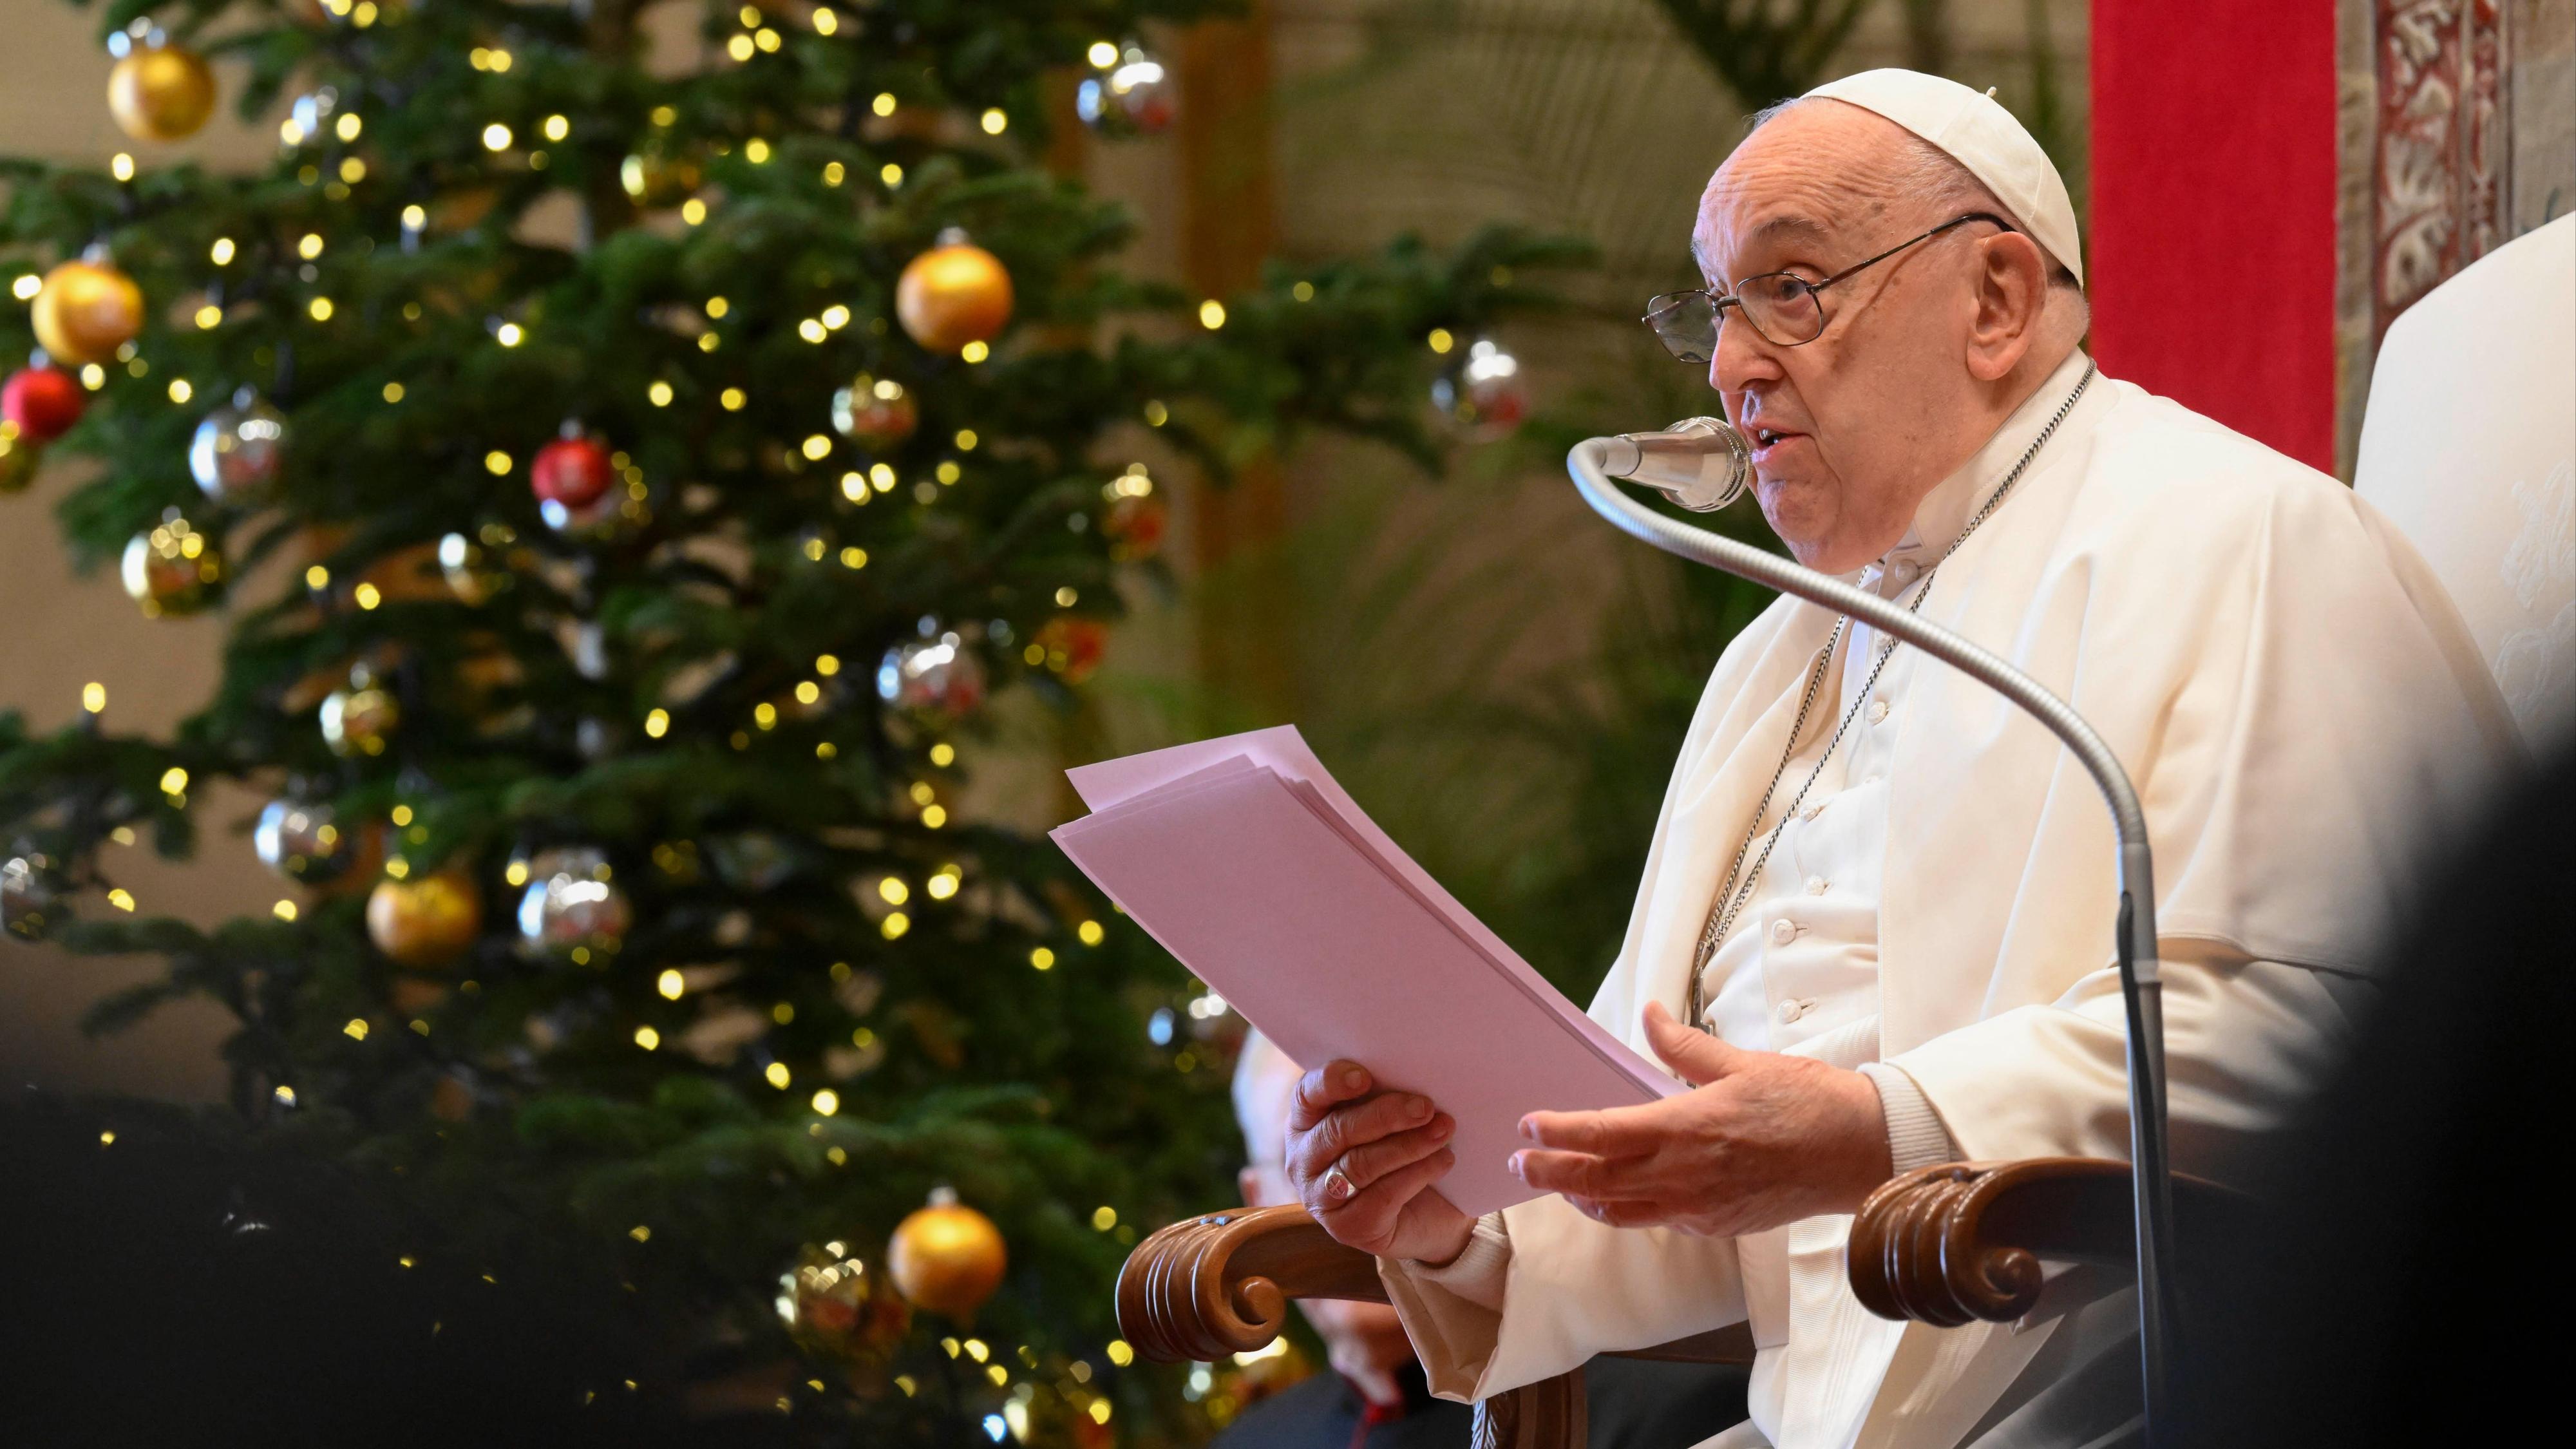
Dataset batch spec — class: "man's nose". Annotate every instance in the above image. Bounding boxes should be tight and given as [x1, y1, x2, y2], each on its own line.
[1709, 311, 1782, 407]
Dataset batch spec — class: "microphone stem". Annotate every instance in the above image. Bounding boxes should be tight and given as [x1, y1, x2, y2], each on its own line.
[1567, 439, 2179, 1449]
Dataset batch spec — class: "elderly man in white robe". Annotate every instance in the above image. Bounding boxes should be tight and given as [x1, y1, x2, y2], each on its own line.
[1277, 69, 2516, 1449]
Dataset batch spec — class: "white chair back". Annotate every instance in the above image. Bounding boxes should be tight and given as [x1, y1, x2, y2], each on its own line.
[2353, 214, 2575, 750]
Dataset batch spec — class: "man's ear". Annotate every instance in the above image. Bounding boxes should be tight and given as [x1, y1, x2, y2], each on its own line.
[1238, 1166, 1263, 1209]
[1965, 229, 2050, 382]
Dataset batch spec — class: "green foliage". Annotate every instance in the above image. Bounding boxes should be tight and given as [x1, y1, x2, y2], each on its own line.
[0, 1, 1588, 1441]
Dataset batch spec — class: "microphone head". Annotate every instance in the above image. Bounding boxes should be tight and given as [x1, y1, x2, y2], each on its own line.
[1606, 416, 1752, 513]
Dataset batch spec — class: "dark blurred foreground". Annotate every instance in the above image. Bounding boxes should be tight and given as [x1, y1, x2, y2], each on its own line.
[2179, 741, 2573, 1444]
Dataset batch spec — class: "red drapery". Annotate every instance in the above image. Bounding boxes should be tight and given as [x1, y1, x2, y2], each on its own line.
[2089, 2, 2340, 471]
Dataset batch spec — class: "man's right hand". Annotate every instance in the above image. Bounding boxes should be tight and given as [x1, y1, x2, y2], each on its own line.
[1286, 1061, 1475, 1265]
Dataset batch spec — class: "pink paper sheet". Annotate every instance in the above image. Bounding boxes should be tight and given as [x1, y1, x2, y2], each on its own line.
[1052, 727, 1676, 1218]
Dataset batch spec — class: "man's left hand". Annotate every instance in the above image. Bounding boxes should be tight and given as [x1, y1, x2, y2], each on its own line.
[1511, 1001, 1894, 1235]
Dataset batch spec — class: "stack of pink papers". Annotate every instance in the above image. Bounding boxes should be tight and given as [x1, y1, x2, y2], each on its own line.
[1051, 726, 1679, 1217]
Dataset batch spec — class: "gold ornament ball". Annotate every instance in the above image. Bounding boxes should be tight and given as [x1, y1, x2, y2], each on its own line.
[895, 240, 1013, 354]
[120, 518, 223, 618]
[0, 433, 41, 496]
[366, 870, 482, 968]
[108, 45, 218, 142]
[32, 260, 145, 366]
[887, 1197, 1007, 1319]
[778, 1246, 913, 1365]
[320, 685, 399, 757]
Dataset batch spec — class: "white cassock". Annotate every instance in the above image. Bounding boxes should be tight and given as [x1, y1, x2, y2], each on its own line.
[1374, 348, 2520, 1448]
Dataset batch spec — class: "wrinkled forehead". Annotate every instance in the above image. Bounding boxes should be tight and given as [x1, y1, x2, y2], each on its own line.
[1690, 104, 1917, 283]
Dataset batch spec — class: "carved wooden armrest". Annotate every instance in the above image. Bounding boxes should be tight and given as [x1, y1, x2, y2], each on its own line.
[1848, 1157, 2256, 1327]
[1116, 1205, 1385, 1363]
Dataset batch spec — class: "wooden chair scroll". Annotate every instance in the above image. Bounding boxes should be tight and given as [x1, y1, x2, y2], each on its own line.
[1115, 1205, 1386, 1363]
[1848, 1157, 2255, 1327]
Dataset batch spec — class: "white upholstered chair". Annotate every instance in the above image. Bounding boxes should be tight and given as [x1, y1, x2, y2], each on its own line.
[2354, 214, 2576, 751]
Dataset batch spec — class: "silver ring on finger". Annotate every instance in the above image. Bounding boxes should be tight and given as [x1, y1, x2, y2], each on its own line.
[1320, 1159, 1356, 1206]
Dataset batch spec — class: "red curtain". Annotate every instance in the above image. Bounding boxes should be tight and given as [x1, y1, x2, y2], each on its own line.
[2089, 2, 2339, 471]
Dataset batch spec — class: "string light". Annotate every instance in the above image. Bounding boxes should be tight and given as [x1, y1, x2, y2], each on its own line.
[726, 34, 754, 61]
[811, 1089, 839, 1115]
[1030, 947, 1056, 970]
[634, 1026, 661, 1050]
[482, 122, 513, 151]
[648, 381, 673, 406]
[336, 113, 363, 141]
[822, 160, 846, 186]
[382, 382, 404, 403]
[299, 232, 325, 260]
[744, 138, 771, 164]
[542, 115, 569, 142]
[345, 1018, 369, 1040]
[720, 388, 746, 411]
[644, 708, 669, 737]
[960, 340, 988, 363]
[764, 1061, 791, 1089]
[308, 297, 334, 320]
[167, 379, 193, 404]
[107, 889, 136, 911]
[1428, 327, 1455, 353]
[305, 565, 329, 589]
[193, 304, 222, 329]
[1198, 300, 1226, 329]
[813, 8, 838, 34]
[82, 682, 106, 713]
[871, 93, 897, 116]
[1087, 41, 1119, 66]
[980, 109, 1008, 135]
[879, 162, 904, 187]
[1293, 280, 1316, 301]
[495, 322, 524, 346]
[111, 153, 135, 182]
[1077, 920, 1106, 945]
[11, 274, 41, 299]
[274, 900, 298, 921]
[657, 968, 684, 999]
[484, 450, 512, 475]
[681, 198, 708, 225]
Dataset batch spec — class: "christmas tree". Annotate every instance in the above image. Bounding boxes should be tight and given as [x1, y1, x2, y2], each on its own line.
[0, 1, 1578, 1439]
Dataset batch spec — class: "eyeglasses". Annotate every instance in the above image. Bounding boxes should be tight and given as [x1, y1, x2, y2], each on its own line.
[1642, 212, 2015, 362]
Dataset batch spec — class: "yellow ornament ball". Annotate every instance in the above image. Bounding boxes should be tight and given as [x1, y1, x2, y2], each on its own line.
[887, 1193, 1007, 1320]
[32, 260, 145, 366]
[108, 44, 218, 142]
[895, 234, 1013, 354]
[366, 869, 482, 969]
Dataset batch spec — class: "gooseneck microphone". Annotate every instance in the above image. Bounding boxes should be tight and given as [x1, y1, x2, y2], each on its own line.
[1567, 420, 2179, 1448]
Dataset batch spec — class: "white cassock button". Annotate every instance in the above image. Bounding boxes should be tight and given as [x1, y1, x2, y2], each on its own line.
[1775, 999, 1806, 1025]
[1868, 698, 1891, 724]
[1889, 559, 1920, 587]
[1768, 919, 1797, 945]
[1804, 875, 1828, 895]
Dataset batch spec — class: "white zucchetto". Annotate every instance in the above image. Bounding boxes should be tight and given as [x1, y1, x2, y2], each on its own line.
[1804, 68, 2085, 286]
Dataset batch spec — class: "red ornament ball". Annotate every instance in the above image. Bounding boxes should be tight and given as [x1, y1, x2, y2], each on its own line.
[2, 365, 86, 444]
[531, 435, 615, 510]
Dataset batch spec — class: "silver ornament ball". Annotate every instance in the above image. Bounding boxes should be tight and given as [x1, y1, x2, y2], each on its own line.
[1077, 43, 1177, 137]
[876, 629, 986, 716]
[1430, 337, 1530, 442]
[515, 846, 632, 960]
[3, 855, 64, 941]
[190, 388, 287, 502]
[254, 797, 358, 884]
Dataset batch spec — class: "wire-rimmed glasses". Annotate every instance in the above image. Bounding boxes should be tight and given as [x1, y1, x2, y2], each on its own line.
[1642, 212, 2015, 363]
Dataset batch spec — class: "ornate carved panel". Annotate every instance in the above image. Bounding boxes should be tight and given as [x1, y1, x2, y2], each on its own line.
[2374, 0, 2513, 338]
